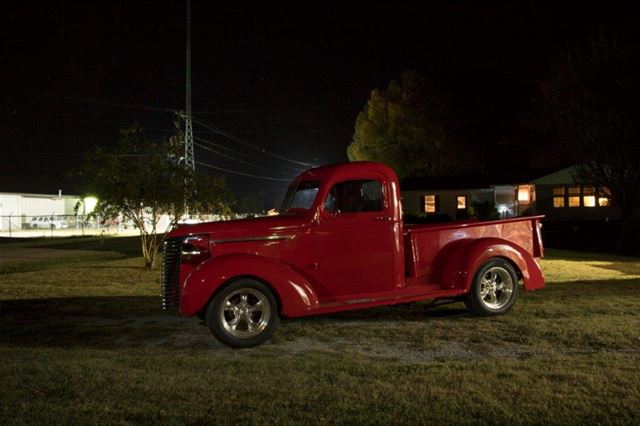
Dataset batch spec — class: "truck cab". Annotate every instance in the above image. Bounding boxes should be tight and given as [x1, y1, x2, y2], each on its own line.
[164, 162, 544, 348]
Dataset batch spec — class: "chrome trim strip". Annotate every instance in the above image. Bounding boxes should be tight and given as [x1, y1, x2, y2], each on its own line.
[212, 235, 296, 244]
[345, 298, 375, 304]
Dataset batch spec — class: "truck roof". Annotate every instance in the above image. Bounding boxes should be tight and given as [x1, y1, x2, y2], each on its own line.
[298, 161, 398, 182]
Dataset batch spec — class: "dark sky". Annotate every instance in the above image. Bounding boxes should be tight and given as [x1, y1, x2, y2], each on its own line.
[2, 1, 638, 206]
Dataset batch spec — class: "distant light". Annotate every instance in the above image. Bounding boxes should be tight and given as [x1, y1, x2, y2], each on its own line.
[84, 197, 98, 214]
[517, 186, 530, 202]
[497, 204, 509, 213]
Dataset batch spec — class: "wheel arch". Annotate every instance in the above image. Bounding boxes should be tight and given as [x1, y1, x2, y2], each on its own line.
[440, 237, 544, 293]
[180, 253, 320, 317]
[198, 274, 284, 318]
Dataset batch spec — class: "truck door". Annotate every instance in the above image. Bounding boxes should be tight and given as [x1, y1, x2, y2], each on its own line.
[313, 178, 395, 297]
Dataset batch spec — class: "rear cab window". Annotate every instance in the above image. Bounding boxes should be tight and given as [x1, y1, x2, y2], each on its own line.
[324, 179, 384, 213]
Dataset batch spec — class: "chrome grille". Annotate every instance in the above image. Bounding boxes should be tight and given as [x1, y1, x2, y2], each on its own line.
[161, 238, 181, 310]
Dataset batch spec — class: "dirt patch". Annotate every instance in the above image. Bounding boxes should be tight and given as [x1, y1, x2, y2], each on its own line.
[79, 315, 526, 362]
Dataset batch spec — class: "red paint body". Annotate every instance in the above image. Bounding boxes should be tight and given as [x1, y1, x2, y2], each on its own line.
[167, 162, 545, 318]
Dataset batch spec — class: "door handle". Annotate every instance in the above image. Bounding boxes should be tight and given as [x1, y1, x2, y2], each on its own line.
[375, 216, 392, 221]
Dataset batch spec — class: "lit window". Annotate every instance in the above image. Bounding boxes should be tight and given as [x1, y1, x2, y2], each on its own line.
[553, 186, 565, 208]
[568, 186, 580, 207]
[457, 196, 467, 210]
[583, 187, 595, 207]
[517, 186, 530, 203]
[424, 195, 437, 213]
[598, 187, 611, 207]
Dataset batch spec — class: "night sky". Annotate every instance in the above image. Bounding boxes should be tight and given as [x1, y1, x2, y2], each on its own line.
[2, 1, 638, 206]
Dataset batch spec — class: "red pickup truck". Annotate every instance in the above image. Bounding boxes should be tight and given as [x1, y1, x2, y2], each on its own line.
[163, 162, 544, 348]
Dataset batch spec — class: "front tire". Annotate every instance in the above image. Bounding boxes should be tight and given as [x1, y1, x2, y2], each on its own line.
[205, 279, 280, 348]
[464, 258, 519, 316]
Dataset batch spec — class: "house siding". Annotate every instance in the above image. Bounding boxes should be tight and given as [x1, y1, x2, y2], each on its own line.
[402, 188, 495, 218]
[535, 184, 618, 221]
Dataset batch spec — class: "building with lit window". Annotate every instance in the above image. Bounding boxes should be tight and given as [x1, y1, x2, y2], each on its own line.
[401, 166, 616, 222]
[401, 176, 534, 220]
[531, 166, 616, 221]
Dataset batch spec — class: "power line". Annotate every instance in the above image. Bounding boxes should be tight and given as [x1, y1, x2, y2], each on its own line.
[1, 87, 176, 113]
[13, 152, 84, 157]
[0, 110, 174, 132]
[195, 161, 291, 182]
[194, 141, 294, 176]
[191, 115, 314, 167]
[194, 136, 307, 172]
[236, 188, 288, 195]
[193, 106, 333, 114]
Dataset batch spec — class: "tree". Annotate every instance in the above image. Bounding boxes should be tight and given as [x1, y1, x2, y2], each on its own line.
[347, 71, 475, 179]
[538, 29, 640, 253]
[238, 194, 264, 217]
[81, 123, 234, 269]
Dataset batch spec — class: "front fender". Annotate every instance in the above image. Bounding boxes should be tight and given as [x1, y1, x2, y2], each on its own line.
[179, 253, 320, 317]
[440, 237, 544, 292]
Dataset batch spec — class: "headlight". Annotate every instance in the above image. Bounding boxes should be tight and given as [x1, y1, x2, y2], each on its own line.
[180, 234, 211, 263]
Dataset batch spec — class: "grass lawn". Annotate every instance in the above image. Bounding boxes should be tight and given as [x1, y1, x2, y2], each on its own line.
[0, 238, 639, 424]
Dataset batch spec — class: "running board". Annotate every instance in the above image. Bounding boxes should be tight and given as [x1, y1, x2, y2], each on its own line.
[297, 288, 467, 317]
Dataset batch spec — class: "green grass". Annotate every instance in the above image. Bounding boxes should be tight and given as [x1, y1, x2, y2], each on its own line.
[0, 239, 639, 424]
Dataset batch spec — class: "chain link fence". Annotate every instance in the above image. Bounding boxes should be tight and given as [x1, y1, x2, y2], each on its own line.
[0, 214, 140, 238]
[0, 213, 258, 238]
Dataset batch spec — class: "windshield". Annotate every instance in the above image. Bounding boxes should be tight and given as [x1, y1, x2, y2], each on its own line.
[280, 180, 320, 212]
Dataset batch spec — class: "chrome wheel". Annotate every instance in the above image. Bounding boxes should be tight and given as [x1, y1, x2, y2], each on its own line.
[479, 266, 514, 310]
[219, 288, 271, 339]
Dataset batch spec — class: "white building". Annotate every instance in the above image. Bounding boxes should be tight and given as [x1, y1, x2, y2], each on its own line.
[0, 192, 80, 231]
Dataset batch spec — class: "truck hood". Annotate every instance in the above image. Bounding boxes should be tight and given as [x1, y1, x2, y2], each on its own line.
[166, 213, 309, 240]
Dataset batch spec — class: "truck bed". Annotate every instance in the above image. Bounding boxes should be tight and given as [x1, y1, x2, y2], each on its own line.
[404, 216, 544, 283]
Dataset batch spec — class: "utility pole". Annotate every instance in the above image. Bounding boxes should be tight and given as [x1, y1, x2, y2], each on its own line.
[184, 0, 195, 171]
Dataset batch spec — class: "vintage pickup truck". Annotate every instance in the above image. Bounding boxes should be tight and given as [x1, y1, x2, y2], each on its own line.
[163, 162, 544, 348]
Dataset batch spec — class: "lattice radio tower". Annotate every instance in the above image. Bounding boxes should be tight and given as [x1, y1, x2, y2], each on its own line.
[184, 0, 195, 171]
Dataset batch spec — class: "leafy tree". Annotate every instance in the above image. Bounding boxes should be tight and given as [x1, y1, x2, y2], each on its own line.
[538, 29, 640, 253]
[468, 201, 499, 221]
[81, 123, 234, 269]
[347, 71, 475, 179]
[239, 194, 264, 217]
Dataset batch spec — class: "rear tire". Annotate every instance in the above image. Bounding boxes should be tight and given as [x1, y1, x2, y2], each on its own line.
[205, 278, 280, 348]
[464, 258, 519, 316]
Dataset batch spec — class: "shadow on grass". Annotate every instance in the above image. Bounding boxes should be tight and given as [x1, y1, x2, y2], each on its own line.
[1, 278, 638, 350]
[0, 295, 470, 350]
[544, 248, 640, 263]
[589, 262, 640, 276]
[31, 236, 143, 258]
[0, 296, 194, 349]
[323, 304, 470, 321]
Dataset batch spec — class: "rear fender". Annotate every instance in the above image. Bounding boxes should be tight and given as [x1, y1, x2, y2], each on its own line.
[180, 253, 320, 317]
[440, 237, 544, 292]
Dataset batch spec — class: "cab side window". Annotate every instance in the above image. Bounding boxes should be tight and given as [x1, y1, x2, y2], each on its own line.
[324, 179, 384, 213]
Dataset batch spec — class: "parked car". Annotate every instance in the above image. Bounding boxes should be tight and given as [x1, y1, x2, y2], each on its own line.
[29, 216, 69, 229]
[163, 162, 545, 348]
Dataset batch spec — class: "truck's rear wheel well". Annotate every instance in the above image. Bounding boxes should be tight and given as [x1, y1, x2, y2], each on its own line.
[197, 275, 283, 318]
[495, 256, 524, 281]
